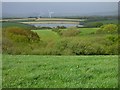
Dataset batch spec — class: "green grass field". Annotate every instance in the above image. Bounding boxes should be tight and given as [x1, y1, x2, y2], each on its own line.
[78, 28, 98, 35]
[2, 22, 35, 29]
[32, 28, 98, 41]
[32, 30, 60, 42]
[2, 55, 118, 88]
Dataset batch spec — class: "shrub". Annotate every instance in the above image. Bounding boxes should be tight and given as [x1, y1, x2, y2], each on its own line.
[52, 28, 62, 35]
[60, 27, 80, 37]
[2, 27, 40, 54]
[56, 26, 66, 29]
[106, 35, 118, 43]
[96, 24, 118, 34]
[3, 27, 40, 42]
[69, 40, 98, 55]
[55, 38, 69, 52]
[105, 43, 118, 55]
[36, 26, 52, 29]
[2, 37, 14, 53]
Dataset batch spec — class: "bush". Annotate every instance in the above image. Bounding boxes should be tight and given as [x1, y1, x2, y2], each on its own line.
[2, 27, 40, 54]
[3, 27, 40, 42]
[2, 37, 14, 53]
[105, 43, 118, 55]
[52, 28, 62, 35]
[96, 24, 118, 34]
[36, 26, 52, 29]
[53, 37, 118, 55]
[60, 27, 80, 37]
[106, 35, 118, 43]
[56, 26, 66, 29]
[55, 38, 69, 53]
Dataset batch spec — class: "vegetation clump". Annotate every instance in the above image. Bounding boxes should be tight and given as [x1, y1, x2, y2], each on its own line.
[96, 24, 118, 34]
[2, 27, 40, 54]
[3, 27, 40, 42]
[60, 27, 80, 37]
[52, 27, 80, 37]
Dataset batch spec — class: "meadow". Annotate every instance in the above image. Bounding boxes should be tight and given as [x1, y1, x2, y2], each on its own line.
[2, 55, 118, 88]
[32, 30, 60, 42]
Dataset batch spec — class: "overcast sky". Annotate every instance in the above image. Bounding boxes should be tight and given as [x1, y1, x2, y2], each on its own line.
[1, 0, 119, 2]
[2, 2, 118, 17]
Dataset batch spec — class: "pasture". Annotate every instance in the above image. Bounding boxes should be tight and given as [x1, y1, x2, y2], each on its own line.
[2, 55, 118, 88]
[32, 30, 60, 42]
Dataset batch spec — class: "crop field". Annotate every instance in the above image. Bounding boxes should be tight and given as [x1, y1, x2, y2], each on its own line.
[2, 55, 118, 88]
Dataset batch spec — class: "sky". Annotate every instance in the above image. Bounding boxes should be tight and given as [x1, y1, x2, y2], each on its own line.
[2, 2, 118, 18]
[1, 0, 120, 2]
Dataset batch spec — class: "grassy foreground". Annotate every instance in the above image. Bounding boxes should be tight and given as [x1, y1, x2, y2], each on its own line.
[2, 55, 118, 88]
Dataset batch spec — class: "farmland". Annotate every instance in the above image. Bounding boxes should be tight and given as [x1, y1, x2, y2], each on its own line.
[32, 30, 60, 42]
[1, 1, 119, 89]
[2, 55, 118, 88]
[2, 17, 119, 88]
